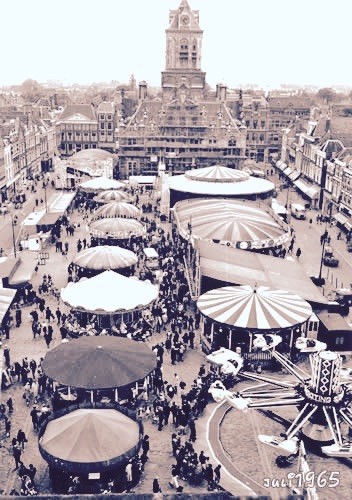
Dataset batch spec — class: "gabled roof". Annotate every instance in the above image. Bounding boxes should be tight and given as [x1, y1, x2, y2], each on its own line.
[97, 102, 115, 113]
[168, 0, 201, 31]
[267, 96, 311, 109]
[57, 104, 97, 123]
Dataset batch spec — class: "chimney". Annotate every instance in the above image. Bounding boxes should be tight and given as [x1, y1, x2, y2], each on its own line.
[216, 83, 227, 102]
[139, 81, 148, 101]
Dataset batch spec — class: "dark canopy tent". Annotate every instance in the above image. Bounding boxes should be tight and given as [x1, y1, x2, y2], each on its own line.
[41, 336, 157, 390]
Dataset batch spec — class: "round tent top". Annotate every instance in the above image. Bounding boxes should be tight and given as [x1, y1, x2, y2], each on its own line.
[89, 217, 145, 239]
[168, 171, 274, 197]
[185, 165, 249, 183]
[94, 190, 131, 204]
[39, 408, 139, 472]
[197, 285, 312, 330]
[79, 176, 127, 192]
[93, 202, 141, 220]
[60, 269, 158, 314]
[173, 198, 289, 249]
[72, 148, 117, 162]
[72, 245, 138, 271]
[41, 336, 157, 389]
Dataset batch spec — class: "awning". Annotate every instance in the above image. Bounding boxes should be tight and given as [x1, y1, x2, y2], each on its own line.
[0, 287, 16, 323]
[345, 222, 352, 232]
[305, 187, 319, 200]
[293, 179, 319, 200]
[288, 170, 300, 181]
[276, 160, 287, 171]
[293, 179, 309, 195]
[334, 213, 348, 225]
[283, 167, 293, 177]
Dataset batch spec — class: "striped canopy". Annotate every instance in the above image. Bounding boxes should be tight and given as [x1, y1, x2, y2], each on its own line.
[174, 198, 289, 248]
[40, 409, 139, 465]
[89, 218, 145, 239]
[185, 165, 249, 183]
[72, 245, 138, 271]
[79, 176, 126, 192]
[197, 285, 312, 330]
[92, 202, 141, 220]
[94, 190, 131, 204]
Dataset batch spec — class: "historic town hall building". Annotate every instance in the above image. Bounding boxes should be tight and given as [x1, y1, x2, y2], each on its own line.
[117, 0, 247, 178]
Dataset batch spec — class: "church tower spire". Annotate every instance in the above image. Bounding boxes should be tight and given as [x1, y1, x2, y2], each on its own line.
[162, 0, 206, 100]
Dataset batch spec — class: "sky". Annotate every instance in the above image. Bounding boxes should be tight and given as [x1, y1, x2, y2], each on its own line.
[2, 0, 352, 90]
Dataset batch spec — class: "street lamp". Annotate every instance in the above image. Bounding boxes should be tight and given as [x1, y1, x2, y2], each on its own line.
[11, 214, 17, 258]
[43, 180, 48, 212]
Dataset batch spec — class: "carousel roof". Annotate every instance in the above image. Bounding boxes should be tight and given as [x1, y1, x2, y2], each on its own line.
[169, 166, 274, 197]
[89, 218, 146, 239]
[197, 285, 312, 330]
[72, 245, 138, 271]
[93, 202, 141, 220]
[61, 269, 158, 313]
[79, 176, 126, 192]
[94, 190, 131, 203]
[173, 198, 289, 248]
[41, 336, 157, 389]
[185, 165, 250, 183]
[39, 409, 139, 465]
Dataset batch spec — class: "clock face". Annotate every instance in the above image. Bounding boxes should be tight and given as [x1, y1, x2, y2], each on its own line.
[181, 15, 189, 25]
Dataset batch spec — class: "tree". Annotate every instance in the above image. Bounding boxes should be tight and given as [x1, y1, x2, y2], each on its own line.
[317, 87, 337, 104]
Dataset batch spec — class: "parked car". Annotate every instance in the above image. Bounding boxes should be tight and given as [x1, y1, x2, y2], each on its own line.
[346, 241, 352, 252]
[323, 246, 339, 267]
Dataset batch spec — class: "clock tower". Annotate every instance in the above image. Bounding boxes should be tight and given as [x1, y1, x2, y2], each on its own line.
[162, 0, 206, 100]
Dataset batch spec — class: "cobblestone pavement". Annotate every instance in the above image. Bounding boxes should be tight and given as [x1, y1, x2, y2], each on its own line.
[0, 202, 223, 496]
[2, 173, 352, 496]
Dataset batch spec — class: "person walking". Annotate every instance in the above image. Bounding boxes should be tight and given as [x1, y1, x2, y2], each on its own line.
[214, 464, 222, 488]
[17, 429, 28, 450]
[296, 247, 302, 259]
[12, 441, 23, 470]
[30, 406, 39, 432]
[141, 434, 150, 462]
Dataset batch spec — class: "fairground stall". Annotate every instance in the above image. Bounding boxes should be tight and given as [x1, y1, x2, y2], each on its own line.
[89, 218, 146, 247]
[168, 165, 275, 207]
[92, 202, 141, 221]
[197, 284, 312, 361]
[60, 269, 158, 335]
[79, 176, 127, 192]
[39, 407, 142, 494]
[41, 336, 157, 405]
[71, 245, 138, 279]
[93, 190, 131, 204]
[173, 198, 290, 255]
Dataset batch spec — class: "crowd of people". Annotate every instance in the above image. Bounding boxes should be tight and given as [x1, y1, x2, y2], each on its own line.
[0, 180, 234, 496]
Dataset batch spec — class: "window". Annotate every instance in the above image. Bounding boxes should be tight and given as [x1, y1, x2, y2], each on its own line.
[107, 115, 112, 120]
[100, 123, 105, 130]
[336, 336, 344, 345]
[99, 114, 104, 120]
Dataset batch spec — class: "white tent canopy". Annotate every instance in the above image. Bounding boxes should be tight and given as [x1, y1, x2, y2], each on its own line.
[79, 176, 126, 192]
[61, 269, 158, 313]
